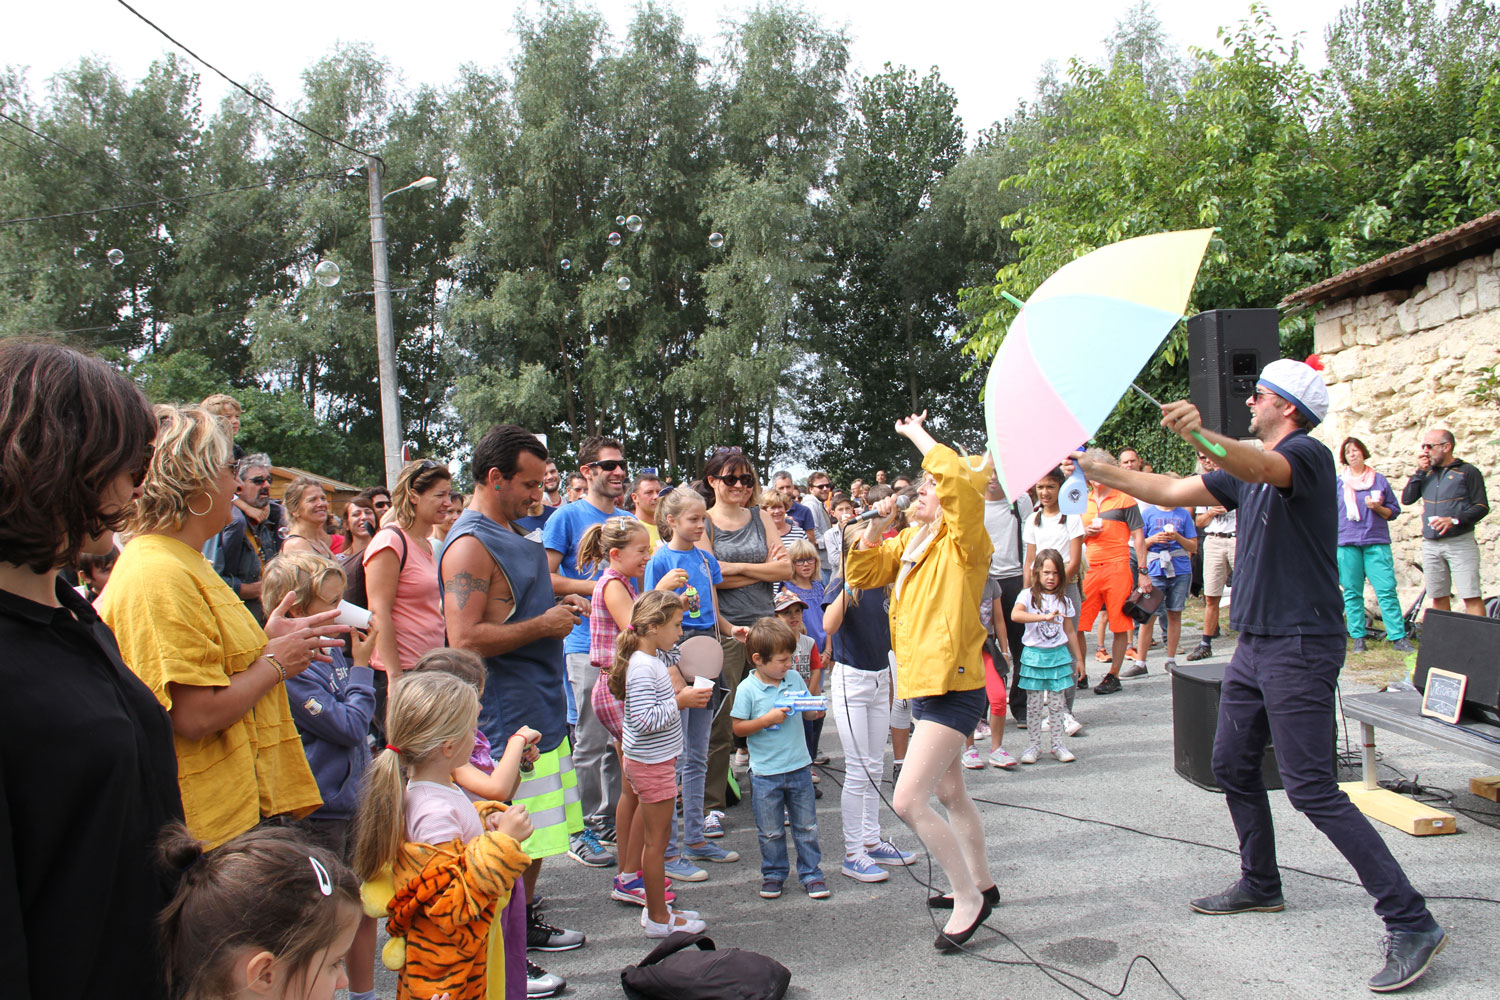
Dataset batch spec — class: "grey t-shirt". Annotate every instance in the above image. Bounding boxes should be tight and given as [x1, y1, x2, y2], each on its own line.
[985, 496, 1033, 579]
[712, 509, 775, 626]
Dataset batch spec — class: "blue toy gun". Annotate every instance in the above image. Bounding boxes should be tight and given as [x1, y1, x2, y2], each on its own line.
[767, 694, 828, 730]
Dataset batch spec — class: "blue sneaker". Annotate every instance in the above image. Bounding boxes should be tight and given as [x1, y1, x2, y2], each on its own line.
[663, 856, 709, 882]
[685, 840, 740, 863]
[867, 840, 917, 866]
[841, 854, 889, 883]
[702, 810, 725, 839]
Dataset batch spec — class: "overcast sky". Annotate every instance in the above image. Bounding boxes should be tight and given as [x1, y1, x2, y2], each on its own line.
[9, 1, 1353, 141]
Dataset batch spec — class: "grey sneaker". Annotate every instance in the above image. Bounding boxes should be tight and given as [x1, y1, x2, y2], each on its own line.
[1351, 636, 1367, 652]
[1391, 637, 1416, 653]
[1368, 926, 1446, 992]
[1120, 661, 1148, 678]
[567, 828, 614, 868]
[1185, 642, 1212, 661]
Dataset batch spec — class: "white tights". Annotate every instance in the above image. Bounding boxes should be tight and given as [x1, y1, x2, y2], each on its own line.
[892, 719, 994, 932]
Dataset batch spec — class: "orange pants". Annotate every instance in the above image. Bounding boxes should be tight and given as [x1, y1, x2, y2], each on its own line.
[1081, 561, 1135, 634]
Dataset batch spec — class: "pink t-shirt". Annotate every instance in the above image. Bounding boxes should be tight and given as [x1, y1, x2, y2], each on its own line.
[363, 526, 445, 672]
[405, 779, 483, 845]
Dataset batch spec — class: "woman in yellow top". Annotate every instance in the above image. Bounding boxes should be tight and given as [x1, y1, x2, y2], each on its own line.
[100, 404, 347, 848]
[846, 410, 996, 953]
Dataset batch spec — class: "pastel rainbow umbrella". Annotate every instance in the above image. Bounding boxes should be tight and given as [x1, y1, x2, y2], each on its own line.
[983, 228, 1214, 497]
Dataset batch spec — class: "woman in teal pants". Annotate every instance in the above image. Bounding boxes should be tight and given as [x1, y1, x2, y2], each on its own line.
[1336, 437, 1413, 652]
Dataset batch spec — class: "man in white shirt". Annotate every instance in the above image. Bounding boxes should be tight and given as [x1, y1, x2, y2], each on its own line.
[983, 472, 1033, 722]
[1188, 454, 1236, 661]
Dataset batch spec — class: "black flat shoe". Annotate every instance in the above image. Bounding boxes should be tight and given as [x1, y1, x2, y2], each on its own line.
[934, 898, 994, 952]
[927, 885, 1000, 909]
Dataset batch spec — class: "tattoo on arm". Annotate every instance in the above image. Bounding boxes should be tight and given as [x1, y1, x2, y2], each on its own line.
[447, 571, 490, 610]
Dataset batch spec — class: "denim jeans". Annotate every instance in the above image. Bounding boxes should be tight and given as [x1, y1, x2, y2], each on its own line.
[1214, 633, 1436, 931]
[750, 767, 824, 885]
[830, 663, 890, 857]
[673, 704, 712, 853]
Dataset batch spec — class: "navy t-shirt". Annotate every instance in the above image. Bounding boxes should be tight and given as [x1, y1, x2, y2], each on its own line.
[823, 585, 892, 671]
[1201, 430, 1343, 636]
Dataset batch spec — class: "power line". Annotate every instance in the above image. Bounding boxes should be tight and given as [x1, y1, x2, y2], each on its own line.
[0, 170, 344, 227]
[113, 0, 377, 160]
[0, 112, 307, 269]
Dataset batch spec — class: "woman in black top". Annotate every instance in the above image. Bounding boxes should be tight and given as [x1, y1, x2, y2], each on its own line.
[0, 341, 184, 1000]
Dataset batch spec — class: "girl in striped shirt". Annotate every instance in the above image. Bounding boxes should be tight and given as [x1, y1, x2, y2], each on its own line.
[608, 590, 710, 938]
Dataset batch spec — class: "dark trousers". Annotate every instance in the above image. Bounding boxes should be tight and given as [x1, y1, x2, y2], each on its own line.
[991, 574, 1027, 722]
[1213, 633, 1437, 931]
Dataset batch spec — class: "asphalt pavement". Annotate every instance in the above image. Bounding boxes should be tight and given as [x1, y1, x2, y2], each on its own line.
[372, 638, 1500, 999]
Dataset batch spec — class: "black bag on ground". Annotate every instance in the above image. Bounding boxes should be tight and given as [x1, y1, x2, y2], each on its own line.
[620, 931, 790, 1000]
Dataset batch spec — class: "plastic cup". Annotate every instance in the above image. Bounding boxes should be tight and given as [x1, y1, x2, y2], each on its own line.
[692, 675, 715, 690]
[336, 600, 373, 629]
[1090, 517, 1103, 529]
[1368, 491, 1381, 504]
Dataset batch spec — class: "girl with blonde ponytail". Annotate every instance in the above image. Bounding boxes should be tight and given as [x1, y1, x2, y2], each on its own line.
[351, 671, 533, 1000]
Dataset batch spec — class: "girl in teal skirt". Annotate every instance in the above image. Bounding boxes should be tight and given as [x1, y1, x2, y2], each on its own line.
[1011, 549, 1082, 763]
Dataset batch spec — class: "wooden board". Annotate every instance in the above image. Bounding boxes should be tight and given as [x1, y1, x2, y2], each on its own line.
[1470, 775, 1500, 803]
[1340, 782, 1457, 836]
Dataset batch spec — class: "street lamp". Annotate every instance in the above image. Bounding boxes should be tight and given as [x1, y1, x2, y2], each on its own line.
[366, 159, 438, 487]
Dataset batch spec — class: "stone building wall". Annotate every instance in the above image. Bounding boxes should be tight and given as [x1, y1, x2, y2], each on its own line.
[1309, 249, 1500, 608]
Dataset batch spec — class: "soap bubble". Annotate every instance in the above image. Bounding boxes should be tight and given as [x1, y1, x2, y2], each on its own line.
[560, 258, 571, 271]
[708, 232, 724, 249]
[106, 248, 124, 267]
[616, 276, 631, 291]
[602, 258, 613, 270]
[616, 215, 626, 226]
[763, 274, 772, 285]
[313, 259, 341, 287]
[607, 232, 622, 247]
[626, 214, 643, 233]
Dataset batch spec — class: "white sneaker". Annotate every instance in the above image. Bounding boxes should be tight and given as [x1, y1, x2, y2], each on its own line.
[1052, 746, 1077, 763]
[732, 749, 749, 769]
[1019, 745, 1040, 765]
[988, 747, 1018, 769]
[1063, 713, 1084, 737]
[974, 720, 991, 740]
[961, 746, 984, 769]
[641, 907, 706, 938]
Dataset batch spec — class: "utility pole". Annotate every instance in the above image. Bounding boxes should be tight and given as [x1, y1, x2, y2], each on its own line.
[367, 154, 403, 488]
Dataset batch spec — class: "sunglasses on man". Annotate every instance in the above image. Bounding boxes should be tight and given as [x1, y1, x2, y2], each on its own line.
[589, 459, 629, 474]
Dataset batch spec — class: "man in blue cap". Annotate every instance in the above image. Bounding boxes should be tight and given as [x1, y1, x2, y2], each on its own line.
[1067, 359, 1445, 993]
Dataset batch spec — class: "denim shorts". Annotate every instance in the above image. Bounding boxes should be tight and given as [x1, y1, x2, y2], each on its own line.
[1148, 572, 1191, 614]
[909, 686, 987, 735]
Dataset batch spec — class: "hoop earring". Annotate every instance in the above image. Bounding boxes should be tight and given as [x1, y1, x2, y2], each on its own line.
[187, 495, 213, 517]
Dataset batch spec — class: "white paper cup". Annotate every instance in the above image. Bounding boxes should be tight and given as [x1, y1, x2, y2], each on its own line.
[336, 600, 373, 629]
[1368, 491, 1381, 503]
[692, 675, 715, 690]
[1090, 517, 1103, 529]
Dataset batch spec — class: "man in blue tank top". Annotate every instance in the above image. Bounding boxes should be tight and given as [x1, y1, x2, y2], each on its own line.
[1069, 360, 1445, 993]
[439, 424, 593, 985]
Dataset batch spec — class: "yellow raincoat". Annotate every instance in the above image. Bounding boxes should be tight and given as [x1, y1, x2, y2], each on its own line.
[846, 444, 992, 699]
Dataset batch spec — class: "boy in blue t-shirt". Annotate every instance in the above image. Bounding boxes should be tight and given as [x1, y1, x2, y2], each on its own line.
[1128, 503, 1198, 674]
[731, 617, 829, 901]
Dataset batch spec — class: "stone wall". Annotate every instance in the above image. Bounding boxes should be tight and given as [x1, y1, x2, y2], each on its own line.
[1309, 249, 1500, 608]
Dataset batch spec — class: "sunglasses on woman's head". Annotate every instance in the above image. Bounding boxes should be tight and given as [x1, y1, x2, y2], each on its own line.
[716, 473, 756, 488]
[130, 444, 155, 488]
[591, 459, 629, 473]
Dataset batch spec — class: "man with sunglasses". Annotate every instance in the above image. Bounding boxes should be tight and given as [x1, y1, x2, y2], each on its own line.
[805, 472, 835, 582]
[543, 435, 633, 865]
[1067, 359, 1447, 993]
[214, 453, 287, 623]
[1403, 429, 1489, 617]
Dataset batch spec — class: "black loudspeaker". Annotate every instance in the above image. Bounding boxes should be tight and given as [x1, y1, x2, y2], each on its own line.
[1170, 661, 1283, 792]
[1187, 309, 1281, 440]
[1412, 610, 1500, 724]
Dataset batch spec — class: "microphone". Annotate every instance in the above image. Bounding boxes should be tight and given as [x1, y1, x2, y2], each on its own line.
[852, 494, 911, 523]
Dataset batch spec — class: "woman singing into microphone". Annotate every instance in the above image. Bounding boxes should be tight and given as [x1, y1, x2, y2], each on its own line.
[845, 410, 996, 951]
